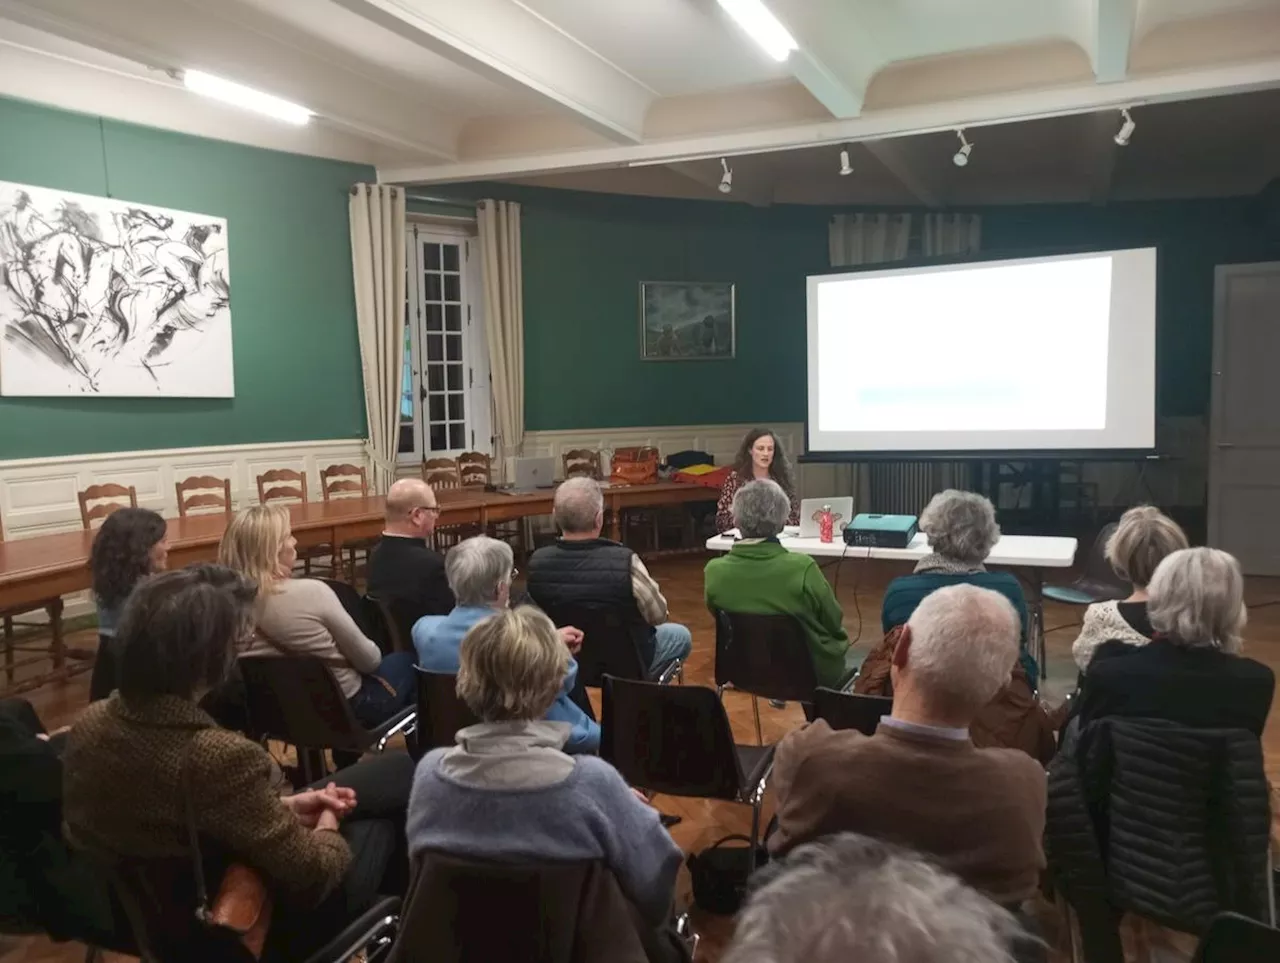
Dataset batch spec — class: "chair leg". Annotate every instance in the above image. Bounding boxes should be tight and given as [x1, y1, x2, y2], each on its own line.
[751, 695, 762, 746]
[3, 615, 14, 685]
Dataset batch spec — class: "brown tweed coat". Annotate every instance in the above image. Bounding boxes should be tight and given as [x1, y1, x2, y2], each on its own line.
[63, 693, 350, 907]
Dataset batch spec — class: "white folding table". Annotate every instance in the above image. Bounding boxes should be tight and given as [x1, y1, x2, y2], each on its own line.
[705, 528, 1078, 677]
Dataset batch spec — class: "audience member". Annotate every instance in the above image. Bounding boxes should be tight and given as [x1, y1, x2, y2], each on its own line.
[1070, 505, 1188, 671]
[89, 507, 169, 701]
[770, 585, 1046, 907]
[413, 535, 598, 753]
[219, 505, 415, 728]
[725, 833, 1023, 963]
[366, 478, 454, 628]
[704, 480, 854, 688]
[527, 477, 691, 677]
[715, 428, 800, 533]
[1076, 547, 1274, 737]
[62, 565, 415, 960]
[407, 606, 682, 929]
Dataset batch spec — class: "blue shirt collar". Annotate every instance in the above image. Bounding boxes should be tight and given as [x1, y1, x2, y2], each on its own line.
[879, 716, 969, 741]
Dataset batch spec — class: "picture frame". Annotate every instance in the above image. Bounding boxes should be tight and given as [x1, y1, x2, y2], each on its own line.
[639, 281, 735, 361]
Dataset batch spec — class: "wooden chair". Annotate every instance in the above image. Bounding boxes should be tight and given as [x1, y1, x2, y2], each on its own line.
[422, 458, 460, 490]
[174, 476, 232, 517]
[0, 515, 67, 691]
[77, 483, 138, 530]
[320, 464, 374, 582]
[562, 449, 603, 480]
[458, 450, 525, 554]
[457, 452, 492, 489]
[256, 468, 308, 505]
[613, 447, 677, 551]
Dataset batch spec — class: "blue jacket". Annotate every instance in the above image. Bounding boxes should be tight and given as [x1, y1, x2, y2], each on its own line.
[413, 605, 601, 754]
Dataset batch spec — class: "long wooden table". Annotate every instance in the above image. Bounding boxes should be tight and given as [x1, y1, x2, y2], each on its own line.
[0, 481, 718, 613]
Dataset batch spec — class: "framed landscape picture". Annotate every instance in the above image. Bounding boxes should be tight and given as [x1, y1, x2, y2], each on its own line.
[639, 281, 735, 361]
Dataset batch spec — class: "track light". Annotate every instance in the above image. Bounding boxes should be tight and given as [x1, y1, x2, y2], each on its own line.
[952, 130, 972, 167]
[719, 157, 733, 194]
[1114, 108, 1135, 146]
[839, 149, 853, 176]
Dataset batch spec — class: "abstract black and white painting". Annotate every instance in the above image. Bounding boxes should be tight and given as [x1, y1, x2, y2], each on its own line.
[0, 181, 233, 397]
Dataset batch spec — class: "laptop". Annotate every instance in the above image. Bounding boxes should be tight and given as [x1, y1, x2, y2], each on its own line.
[797, 497, 854, 539]
[504, 456, 557, 494]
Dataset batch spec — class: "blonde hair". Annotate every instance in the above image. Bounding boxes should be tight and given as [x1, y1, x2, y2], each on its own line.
[1105, 506, 1189, 587]
[456, 606, 568, 722]
[217, 504, 292, 595]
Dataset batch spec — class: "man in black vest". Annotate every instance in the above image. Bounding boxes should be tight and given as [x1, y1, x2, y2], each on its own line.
[367, 479, 455, 636]
[527, 477, 692, 678]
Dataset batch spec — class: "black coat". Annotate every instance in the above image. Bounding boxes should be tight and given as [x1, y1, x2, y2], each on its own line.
[366, 534, 455, 628]
[1046, 717, 1271, 963]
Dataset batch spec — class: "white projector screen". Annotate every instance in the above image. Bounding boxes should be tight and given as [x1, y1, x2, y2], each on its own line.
[806, 247, 1157, 454]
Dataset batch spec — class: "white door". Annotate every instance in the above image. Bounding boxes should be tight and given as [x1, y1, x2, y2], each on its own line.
[1208, 262, 1280, 574]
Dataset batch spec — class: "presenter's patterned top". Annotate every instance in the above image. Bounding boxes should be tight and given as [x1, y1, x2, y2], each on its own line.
[715, 470, 800, 533]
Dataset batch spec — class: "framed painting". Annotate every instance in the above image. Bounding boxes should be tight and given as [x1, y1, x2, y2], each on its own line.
[639, 281, 735, 361]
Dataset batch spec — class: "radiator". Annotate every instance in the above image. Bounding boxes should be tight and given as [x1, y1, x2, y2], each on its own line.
[868, 462, 971, 515]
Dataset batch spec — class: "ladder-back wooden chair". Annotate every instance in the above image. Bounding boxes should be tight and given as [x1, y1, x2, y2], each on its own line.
[422, 458, 465, 550]
[174, 476, 233, 518]
[257, 469, 331, 577]
[459, 451, 524, 556]
[0, 515, 67, 691]
[320, 464, 375, 582]
[457, 452, 491, 489]
[77, 483, 138, 530]
[562, 449, 603, 480]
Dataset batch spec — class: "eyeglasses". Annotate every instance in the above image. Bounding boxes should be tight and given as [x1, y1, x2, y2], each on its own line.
[414, 504, 442, 515]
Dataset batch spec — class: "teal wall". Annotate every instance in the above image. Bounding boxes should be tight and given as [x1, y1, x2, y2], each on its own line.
[0, 96, 372, 459]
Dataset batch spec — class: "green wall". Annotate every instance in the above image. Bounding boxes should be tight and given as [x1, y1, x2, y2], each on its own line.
[0, 96, 372, 459]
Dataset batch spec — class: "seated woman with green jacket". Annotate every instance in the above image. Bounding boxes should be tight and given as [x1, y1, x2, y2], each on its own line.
[704, 480, 855, 689]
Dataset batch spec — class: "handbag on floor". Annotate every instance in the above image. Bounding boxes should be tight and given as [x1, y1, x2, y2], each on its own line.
[686, 834, 769, 915]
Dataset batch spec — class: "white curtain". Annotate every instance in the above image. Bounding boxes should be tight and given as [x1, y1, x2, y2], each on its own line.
[829, 212, 913, 267]
[349, 183, 406, 493]
[477, 199, 524, 483]
[922, 212, 981, 258]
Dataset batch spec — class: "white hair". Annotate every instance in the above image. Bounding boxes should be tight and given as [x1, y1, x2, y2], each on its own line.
[445, 535, 514, 607]
[905, 584, 1019, 712]
[733, 480, 791, 539]
[1147, 547, 1247, 654]
[919, 490, 1001, 565]
[725, 833, 1023, 963]
[553, 476, 603, 534]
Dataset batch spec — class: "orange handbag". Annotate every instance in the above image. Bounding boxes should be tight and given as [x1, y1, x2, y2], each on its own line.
[610, 447, 659, 486]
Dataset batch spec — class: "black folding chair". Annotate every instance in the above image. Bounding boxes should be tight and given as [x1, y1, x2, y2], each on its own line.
[315, 578, 383, 640]
[239, 655, 416, 782]
[1194, 912, 1280, 962]
[411, 668, 480, 759]
[1042, 523, 1130, 606]
[365, 594, 417, 655]
[539, 601, 683, 687]
[601, 675, 773, 870]
[713, 609, 818, 745]
[813, 687, 892, 735]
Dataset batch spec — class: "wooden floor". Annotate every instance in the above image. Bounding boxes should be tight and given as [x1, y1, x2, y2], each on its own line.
[5, 552, 1280, 962]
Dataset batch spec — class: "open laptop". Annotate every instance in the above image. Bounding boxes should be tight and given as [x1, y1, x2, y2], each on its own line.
[797, 496, 854, 539]
[501, 455, 557, 494]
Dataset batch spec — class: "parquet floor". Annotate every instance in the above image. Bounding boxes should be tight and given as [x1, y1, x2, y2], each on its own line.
[5, 553, 1280, 962]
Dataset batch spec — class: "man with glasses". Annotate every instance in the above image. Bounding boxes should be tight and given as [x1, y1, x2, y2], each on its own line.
[367, 479, 454, 636]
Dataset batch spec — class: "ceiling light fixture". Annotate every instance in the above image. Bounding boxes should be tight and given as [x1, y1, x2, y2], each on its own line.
[839, 148, 853, 176]
[952, 129, 973, 167]
[719, 157, 734, 194]
[183, 69, 312, 125]
[1114, 108, 1136, 146]
[716, 0, 797, 62]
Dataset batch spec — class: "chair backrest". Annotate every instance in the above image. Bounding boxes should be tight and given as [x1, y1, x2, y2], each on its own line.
[457, 451, 492, 488]
[562, 449, 603, 480]
[413, 668, 480, 756]
[387, 853, 648, 963]
[713, 609, 818, 704]
[1080, 522, 1131, 593]
[813, 687, 893, 735]
[1194, 912, 1280, 962]
[368, 594, 417, 655]
[423, 458, 460, 490]
[319, 463, 369, 501]
[256, 468, 308, 505]
[315, 577, 381, 639]
[77, 483, 139, 530]
[238, 654, 372, 751]
[175, 476, 232, 518]
[601, 675, 745, 801]
[537, 601, 651, 687]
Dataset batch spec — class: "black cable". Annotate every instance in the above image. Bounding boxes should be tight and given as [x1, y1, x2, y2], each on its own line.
[830, 541, 869, 646]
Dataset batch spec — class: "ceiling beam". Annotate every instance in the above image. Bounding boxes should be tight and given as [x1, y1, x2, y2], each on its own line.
[380, 56, 1280, 184]
[862, 140, 943, 208]
[766, 0, 884, 118]
[1088, 0, 1137, 83]
[330, 0, 653, 143]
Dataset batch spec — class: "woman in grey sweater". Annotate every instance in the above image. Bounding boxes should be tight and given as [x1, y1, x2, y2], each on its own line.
[407, 606, 682, 927]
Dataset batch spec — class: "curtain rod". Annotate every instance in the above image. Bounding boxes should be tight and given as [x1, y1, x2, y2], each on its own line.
[349, 185, 477, 211]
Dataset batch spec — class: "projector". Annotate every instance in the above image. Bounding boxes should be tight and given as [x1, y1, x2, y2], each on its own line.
[844, 513, 919, 549]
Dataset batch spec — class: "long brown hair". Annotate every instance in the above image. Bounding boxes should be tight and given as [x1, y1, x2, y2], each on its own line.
[732, 427, 796, 496]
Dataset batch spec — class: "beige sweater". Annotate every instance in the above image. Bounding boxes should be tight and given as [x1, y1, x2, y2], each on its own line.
[243, 578, 382, 698]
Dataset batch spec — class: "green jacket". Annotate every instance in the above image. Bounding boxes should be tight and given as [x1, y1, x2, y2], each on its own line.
[704, 540, 850, 688]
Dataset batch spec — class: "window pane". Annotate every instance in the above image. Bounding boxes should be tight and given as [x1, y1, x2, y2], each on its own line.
[426, 304, 442, 331]
[443, 274, 460, 302]
[426, 335, 442, 362]
[430, 424, 446, 451]
[445, 304, 461, 331]
[425, 244, 441, 270]
[447, 393, 464, 420]
[449, 424, 465, 449]
[398, 424, 415, 454]
[443, 245, 459, 271]
[446, 364, 462, 390]
[424, 273, 442, 302]
[400, 354, 413, 419]
[428, 366, 444, 392]
[428, 395, 445, 422]
[446, 335, 461, 362]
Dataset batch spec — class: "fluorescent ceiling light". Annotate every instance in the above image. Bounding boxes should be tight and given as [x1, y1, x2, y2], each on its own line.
[183, 69, 312, 125]
[717, 0, 797, 62]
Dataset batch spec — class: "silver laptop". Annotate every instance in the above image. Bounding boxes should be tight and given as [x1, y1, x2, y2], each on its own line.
[797, 497, 854, 539]
[507, 455, 557, 493]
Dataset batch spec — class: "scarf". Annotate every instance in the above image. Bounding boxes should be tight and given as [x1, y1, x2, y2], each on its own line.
[914, 553, 985, 575]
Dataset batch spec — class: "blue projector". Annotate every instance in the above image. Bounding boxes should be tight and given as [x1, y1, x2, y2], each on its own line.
[843, 513, 919, 549]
